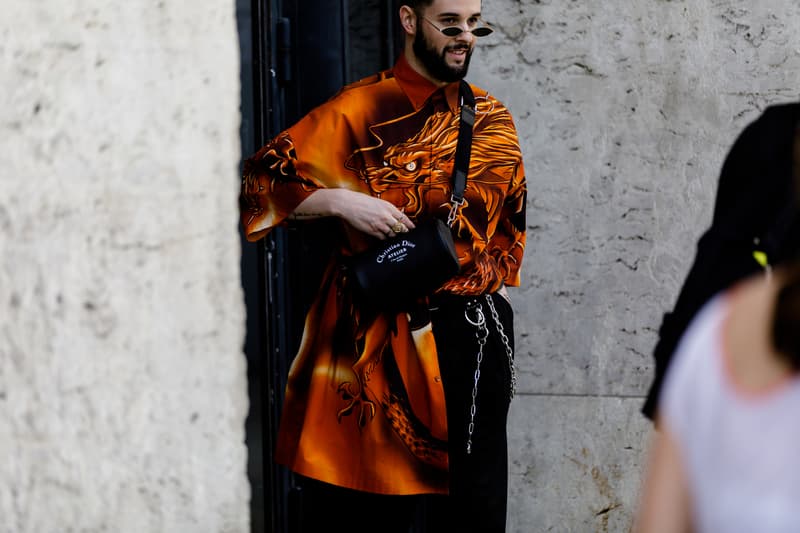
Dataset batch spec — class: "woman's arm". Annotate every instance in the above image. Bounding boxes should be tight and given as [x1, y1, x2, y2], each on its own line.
[634, 424, 693, 533]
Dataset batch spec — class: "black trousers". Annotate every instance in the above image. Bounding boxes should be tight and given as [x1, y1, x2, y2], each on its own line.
[427, 292, 514, 532]
[296, 293, 515, 533]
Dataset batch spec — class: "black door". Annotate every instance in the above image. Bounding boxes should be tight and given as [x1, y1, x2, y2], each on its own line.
[239, 1, 400, 532]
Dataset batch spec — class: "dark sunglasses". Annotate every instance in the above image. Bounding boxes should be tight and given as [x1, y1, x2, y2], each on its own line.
[422, 17, 494, 37]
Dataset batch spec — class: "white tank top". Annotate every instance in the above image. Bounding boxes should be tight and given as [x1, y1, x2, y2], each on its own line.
[661, 295, 800, 533]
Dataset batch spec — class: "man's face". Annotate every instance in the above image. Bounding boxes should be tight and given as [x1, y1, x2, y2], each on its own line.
[411, 0, 484, 83]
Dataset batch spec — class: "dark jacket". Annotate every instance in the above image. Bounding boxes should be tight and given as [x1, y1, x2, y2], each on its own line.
[642, 102, 800, 420]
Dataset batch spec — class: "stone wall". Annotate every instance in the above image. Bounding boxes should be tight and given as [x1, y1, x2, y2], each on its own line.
[0, 2, 248, 532]
[470, 1, 800, 531]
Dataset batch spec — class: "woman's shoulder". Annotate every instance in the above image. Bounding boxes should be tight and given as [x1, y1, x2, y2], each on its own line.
[678, 294, 729, 355]
[659, 295, 729, 418]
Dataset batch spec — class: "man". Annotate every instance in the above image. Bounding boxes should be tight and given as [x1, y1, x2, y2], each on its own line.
[241, 1, 526, 530]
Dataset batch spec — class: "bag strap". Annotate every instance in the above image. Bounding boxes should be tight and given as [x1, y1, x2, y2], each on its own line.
[447, 80, 475, 227]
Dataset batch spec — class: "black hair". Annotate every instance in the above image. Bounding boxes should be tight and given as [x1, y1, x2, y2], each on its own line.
[773, 267, 800, 369]
[403, 0, 434, 11]
[771, 122, 800, 369]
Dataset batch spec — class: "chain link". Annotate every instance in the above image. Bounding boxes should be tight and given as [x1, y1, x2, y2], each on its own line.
[463, 294, 517, 455]
[464, 301, 486, 455]
[484, 294, 517, 400]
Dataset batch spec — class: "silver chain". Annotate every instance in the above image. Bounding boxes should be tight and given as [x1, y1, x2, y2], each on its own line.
[463, 294, 517, 454]
[464, 302, 487, 456]
[484, 294, 517, 399]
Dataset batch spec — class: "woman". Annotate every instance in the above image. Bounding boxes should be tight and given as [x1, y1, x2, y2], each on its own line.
[636, 264, 800, 532]
[637, 122, 800, 532]
[642, 103, 800, 421]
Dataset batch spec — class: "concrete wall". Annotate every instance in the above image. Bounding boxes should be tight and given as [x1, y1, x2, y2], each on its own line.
[470, 1, 800, 531]
[0, 2, 248, 532]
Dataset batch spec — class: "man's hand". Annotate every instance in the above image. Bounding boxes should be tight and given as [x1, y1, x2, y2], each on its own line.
[293, 189, 415, 240]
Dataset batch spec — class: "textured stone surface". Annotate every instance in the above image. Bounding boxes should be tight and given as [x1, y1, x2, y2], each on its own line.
[507, 396, 652, 533]
[467, 1, 800, 530]
[0, 2, 247, 532]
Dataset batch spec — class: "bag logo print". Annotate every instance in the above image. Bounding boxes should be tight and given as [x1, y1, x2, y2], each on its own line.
[376, 240, 417, 264]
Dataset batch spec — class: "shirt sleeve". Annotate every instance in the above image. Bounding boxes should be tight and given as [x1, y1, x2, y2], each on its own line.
[240, 96, 361, 242]
[486, 108, 527, 287]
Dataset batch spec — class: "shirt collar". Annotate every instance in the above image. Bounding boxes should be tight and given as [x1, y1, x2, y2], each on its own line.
[393, 53, 461, 114]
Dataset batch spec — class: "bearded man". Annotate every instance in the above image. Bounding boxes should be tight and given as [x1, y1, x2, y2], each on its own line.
[241, 1, 527, 531]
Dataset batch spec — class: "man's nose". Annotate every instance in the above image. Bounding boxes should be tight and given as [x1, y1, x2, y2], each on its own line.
[455, 24, 475, 42]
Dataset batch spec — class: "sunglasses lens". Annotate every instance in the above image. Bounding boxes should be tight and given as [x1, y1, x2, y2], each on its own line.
[472, 27, 493, 37]
[441, 27, 464, 36]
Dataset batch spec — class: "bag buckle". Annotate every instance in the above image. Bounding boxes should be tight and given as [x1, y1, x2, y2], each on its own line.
[447, 194, 466, 227]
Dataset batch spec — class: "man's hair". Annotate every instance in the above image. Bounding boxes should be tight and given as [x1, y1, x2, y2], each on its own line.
[402, 0, 434, 11]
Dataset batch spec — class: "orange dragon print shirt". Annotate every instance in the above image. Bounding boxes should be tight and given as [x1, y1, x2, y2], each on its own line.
[241, 54, 526, 495]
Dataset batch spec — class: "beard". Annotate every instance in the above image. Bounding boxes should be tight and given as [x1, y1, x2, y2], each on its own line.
[412, 29, 472, 83]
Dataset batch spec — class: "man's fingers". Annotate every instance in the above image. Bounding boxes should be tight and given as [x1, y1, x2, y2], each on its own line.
[391, 210, 415, 230]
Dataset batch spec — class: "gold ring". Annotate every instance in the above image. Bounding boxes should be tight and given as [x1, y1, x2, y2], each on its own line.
[391, 222, 408, 233]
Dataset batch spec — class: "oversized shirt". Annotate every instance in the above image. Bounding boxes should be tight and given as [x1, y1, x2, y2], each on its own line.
[241, 54, 526, 495]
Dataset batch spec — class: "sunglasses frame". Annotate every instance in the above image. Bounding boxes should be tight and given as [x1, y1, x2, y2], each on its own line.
[421, 16, 494, 37]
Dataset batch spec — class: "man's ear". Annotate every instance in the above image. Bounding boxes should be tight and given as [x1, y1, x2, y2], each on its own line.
[399, 5, 417, 36]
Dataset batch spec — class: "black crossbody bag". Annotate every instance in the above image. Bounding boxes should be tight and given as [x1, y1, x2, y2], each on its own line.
[348, 81, 475, 306]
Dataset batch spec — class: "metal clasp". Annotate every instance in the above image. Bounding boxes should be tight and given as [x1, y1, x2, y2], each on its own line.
[447, 194, 466, 227]
[464, 300, 485, 327]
